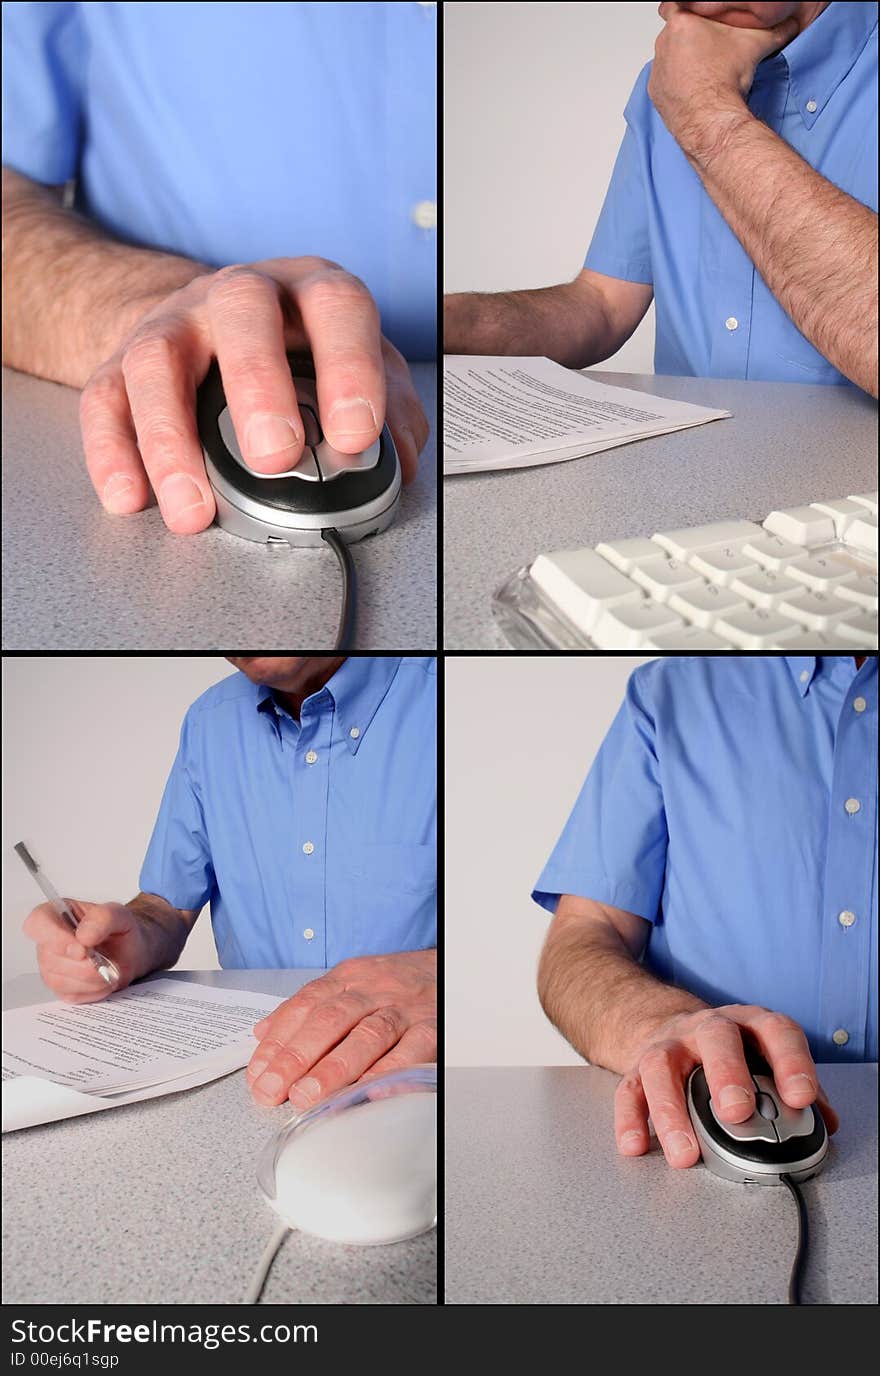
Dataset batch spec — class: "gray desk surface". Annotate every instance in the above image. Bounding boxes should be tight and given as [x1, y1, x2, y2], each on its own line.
[2, 970, 437, 1306]
[2, 362, 436, 651]
[444, 371, 879, 648]
[445, 1066, 878, 1305]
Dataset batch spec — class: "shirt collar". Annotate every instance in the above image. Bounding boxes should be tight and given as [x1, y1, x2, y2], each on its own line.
[254, 657, 401, 752]
[785, 655, 868, 696]
[755, 2, 878, 129]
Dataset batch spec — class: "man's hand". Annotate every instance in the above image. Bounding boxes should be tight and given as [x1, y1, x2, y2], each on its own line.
[246, 949, 437, 1109]
[80, 256, 429, 533]
[23, 900, 143, 1003]
[615, 1003, 840, 1168]
[648, 4, 799, 160]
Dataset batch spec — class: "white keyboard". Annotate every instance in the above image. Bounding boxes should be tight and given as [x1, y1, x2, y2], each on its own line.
[493, 495, 878, 650]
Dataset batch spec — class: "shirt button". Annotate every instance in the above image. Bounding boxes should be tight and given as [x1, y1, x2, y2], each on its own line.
[799, 669, 809, 683]
[838, 910, 856, 928]
[806, 99, 817, 113]
[725, 317, 738, 331]
[853, 696, 866, 713]
[302, 841, 315, 855]
[305, 750, 318, 764]
[411, 200, 436, 230]
[832, 1028, 849, 1046]
[844, 798, 861, 815]
[303, 928, 315, 941]
[349, 726, 360, 739]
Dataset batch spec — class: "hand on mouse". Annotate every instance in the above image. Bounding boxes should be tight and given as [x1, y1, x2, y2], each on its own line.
[79, 257, 429, 533]
[246, 948, 436, 1109]
[23, 899, 140, 1002]
[614, 1004, 840, 1169]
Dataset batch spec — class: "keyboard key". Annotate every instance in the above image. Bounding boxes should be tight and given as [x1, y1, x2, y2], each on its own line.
[531, 550, 642, 635]
[778, 589, 866, 631]
[631, 556, 706, 602]
[668, 584, 750, 628]
[763, 506, 836, 546]
[834, 575, 879, 612]
[844, 515, 878, 556]
[785, 554, 858, 593]
[651, 521, 762, 561]
[595, 538, 661, 573]
[810, 499, 868, 539]
[848, 492, 879, 515]
[781, 629, 877, 649]
[742, 533, 806, 571]
[641, 626, 734, 650]
[591, 599, 686, 649]
[826, 611, 878, 648]
[730, 568, 806, 609]
[687, 547, 760, 585]
[711, 606, 805, 648]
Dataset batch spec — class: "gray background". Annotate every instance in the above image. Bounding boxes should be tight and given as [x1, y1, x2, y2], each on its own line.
[444, 0, 661, 373]
[2, 656, 231, 981]
[445, 654, 655, 1065]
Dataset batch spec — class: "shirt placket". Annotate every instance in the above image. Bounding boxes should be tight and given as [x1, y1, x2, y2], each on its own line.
[815, 678, 876, 1060]
[291, 700, 333, 969]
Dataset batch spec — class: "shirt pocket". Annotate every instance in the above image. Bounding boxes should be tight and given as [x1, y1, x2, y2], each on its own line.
[347, 842, 436, 896]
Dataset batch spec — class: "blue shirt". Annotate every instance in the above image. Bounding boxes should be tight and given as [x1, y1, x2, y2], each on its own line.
[140, 657, 436, 969]
[533, 656, 878, 1063]
[2, 2, 436, 359]
[585, 1, 878, 386]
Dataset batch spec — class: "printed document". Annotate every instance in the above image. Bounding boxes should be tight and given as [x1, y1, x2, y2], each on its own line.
[444, 356, 731, 474]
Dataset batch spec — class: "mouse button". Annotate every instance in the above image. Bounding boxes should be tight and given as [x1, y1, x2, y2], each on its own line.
[755, 1092, 778, 1120]
[316, 437, 381, 480]
[708, 1099, 777, 1142]
[217, 407, 321, 481]
[773, 1099, 816, 1140]
[299, 402, 322, 449]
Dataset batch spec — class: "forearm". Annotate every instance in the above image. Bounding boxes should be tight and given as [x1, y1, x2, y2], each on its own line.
[2, 167, 212, 388]
[443, 280, 616, 367]
[124, 892, 195, 978]
[688, 112, 879, 397]
[538, 917, 705, 1073]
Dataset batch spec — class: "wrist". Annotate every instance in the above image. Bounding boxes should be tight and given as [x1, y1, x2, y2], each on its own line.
[626, 993, 709, 1065]
[684, 102, 754, 173]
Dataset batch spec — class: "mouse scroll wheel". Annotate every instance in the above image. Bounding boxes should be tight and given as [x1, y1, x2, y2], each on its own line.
[756, 1092, 778, 1120]
[299, 403, 323, 450]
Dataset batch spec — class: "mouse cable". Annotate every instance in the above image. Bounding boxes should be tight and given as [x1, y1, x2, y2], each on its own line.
[321, 527, 357, 651]
[242, 1221, 290, 1305]
[779, 1173, 809, 1305]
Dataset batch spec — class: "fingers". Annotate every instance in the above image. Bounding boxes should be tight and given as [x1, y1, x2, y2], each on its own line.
[383, 340, 429, 485]
[637, 1045, 701, 1168]
[740, 1008, 820, 1109]
[206, 268, 307, 475]
[291, 261, 386, 454]
[247, 991, 369, 1105]
[23, 901, 78, 953]
[80, 368, 152, 516]
[287, 1006, 406, 1111]
[120, 325, 216, 534]
[816, 1083, 840, 1136]
[694, 1013, 755, 1123]
[614, 1072, 651, 1156]
[356, 1018, 437, 1085]
[37, 947, 113, 1000]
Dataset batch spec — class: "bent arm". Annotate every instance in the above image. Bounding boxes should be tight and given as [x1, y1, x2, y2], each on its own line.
[443, 268, 653, 368]
[537, 893, 705, 1073]
[1, 166, 212, 387]
[687, 113, 879, 397]
[124, 891, 200, 978]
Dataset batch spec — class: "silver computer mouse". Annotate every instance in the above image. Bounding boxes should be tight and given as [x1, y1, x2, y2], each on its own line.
[687, 1059, 828, 1186]
[197, 352, 401, 548]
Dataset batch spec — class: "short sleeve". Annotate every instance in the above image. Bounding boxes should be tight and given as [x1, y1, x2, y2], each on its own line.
[583, 80, 653, 285]
[139, 710, 215, 914]
[2, 1, 85, 184]
[532, 665, 667, 921]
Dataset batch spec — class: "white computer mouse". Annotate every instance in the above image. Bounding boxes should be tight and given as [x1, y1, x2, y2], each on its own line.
[256, 1066, 436, 1245]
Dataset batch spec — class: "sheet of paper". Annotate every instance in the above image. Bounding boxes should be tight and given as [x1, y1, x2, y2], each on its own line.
[1, 978, 287, 1095]
[443, 355, 731, 474]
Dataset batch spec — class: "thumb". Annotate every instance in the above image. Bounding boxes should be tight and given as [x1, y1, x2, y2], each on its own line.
[73, 901, 132, 949]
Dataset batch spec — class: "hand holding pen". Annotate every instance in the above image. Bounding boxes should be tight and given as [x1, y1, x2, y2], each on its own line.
[16, 843, 125, 999]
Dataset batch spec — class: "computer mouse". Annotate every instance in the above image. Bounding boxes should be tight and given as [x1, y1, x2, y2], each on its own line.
[687, 1054, 828, 1185]
[256, 1065, 436, 1245]
[197, 352, 401, 547]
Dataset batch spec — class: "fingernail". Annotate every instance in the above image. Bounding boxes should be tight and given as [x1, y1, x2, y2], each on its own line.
[158, 473, 207, 518]
[254, 1071, 284, 1098]
[245, 413, 301, 461]
[667, 1131, 695, 1157]
[784, 1073, 815, 1096]
[620, 1130, 644, 1150]
[247, 1057, 268, 1081]
[253, 1019, 269, 1037]
[102, 473, 137, 513]
[327, 397, 377, 436]
[718, 1085, 752, 1109]
[289, 1077, 320, 1110]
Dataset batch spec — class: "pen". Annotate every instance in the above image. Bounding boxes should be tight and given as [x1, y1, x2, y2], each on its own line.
[14, 841, 121, 987]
